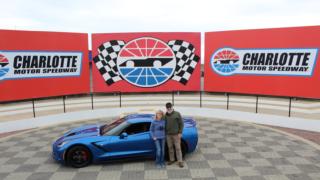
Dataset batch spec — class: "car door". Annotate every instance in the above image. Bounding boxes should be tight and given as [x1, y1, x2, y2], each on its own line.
[103, 122, 154, 159]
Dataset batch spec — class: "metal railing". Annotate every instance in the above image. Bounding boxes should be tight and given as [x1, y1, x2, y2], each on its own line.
[1, 91, 318, 120]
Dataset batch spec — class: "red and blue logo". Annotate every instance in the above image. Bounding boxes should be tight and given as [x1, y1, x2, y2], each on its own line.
[117, 37, 176, 87]
[0, 54, 9, 80]
[211, 48, 240, 76]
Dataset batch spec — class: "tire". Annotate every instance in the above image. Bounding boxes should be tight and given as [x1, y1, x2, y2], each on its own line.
[165, 141, 187, 161]
[66, 145, 92, 168]
[181, 141, 187, 158]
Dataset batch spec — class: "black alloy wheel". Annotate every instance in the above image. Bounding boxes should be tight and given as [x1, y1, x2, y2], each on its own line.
[66, 145, 92, 168]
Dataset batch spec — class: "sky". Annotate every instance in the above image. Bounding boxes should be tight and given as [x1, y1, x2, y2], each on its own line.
[0, 0, 319, 58]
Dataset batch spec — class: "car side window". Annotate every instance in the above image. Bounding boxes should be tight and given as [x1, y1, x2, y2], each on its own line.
[123, 122, 151, 135]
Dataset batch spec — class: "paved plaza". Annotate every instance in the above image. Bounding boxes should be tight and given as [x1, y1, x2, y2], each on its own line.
[0, 117, 320, 180]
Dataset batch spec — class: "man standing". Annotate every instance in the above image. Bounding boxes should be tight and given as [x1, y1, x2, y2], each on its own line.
[164, 102, 184, 168]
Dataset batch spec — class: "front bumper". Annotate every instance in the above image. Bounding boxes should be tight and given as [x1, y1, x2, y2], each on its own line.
[52, 143, 65, 163]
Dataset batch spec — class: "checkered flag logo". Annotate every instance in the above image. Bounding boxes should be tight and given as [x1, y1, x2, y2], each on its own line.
[93, 40, 125, 85]
[168, 40, 200, 85]
[93, 38, 199, 86]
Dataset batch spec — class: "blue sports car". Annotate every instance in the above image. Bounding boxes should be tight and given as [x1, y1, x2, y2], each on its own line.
[52, 114, 198, 168]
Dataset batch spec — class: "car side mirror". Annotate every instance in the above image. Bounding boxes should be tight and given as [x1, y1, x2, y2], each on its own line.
[120, 132, 128, 139]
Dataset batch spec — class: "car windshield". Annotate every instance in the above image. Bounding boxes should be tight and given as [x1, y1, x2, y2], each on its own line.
[100, 118, 128, 136]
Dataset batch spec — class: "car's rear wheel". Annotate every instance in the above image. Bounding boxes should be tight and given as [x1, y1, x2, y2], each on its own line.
[66, 145, 92, 168]
[181, 141, 187, 158]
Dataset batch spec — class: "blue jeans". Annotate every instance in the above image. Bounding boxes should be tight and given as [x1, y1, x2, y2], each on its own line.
[154, 138, 165, 165]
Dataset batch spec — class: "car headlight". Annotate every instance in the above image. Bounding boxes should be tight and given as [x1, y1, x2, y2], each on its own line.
[57, 141, 69, 148]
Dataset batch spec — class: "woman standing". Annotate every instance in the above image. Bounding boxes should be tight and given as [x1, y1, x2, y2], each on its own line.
[150, 110, 166, 168]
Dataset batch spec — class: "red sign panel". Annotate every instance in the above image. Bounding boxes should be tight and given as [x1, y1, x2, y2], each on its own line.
[92, 32, 201, 92]
[204, 26, 320, 99]
[0, 30, 90, 102]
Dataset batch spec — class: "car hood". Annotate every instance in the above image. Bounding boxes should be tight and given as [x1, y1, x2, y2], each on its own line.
[55, 124, 101, 144]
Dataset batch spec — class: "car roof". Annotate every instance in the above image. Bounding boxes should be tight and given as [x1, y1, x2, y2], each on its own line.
[125, 114, 154, 124]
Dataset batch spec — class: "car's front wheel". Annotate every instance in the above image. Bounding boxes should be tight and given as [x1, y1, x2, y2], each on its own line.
[66, 145, 92, 168]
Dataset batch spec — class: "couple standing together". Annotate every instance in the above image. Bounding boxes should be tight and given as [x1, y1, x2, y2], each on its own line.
[150, 102, 184, 168]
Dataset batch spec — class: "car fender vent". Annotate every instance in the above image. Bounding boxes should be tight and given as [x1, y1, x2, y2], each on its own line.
[66, 132, 76, 137]
[92, 142, 108, 152]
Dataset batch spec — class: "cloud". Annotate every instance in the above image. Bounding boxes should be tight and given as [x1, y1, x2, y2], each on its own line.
[1, 0, 319, 32]
[1, 0, 320, 62]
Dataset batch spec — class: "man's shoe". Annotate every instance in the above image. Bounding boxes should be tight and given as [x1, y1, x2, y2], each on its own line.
[167, 161, 175, 165]
[178, 162, 184, 168]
